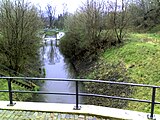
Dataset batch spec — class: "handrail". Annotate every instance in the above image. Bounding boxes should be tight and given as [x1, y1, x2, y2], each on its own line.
[0, 77, 159, 119]
[1, 76, 160, 88]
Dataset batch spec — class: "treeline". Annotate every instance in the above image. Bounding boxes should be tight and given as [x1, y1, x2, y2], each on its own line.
[59, 0, 128, 67]
[39, 4, 68, 29]
[128, 0, 160, 30]
[59, 0, 160, 68]
[59, 0, 160, 109]
[0, 0, 43, 77]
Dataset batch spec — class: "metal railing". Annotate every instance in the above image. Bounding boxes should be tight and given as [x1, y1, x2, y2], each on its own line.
[0, 77, 160, 119]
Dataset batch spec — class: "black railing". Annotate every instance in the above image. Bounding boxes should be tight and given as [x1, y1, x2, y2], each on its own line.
[0, 77, 160, 119]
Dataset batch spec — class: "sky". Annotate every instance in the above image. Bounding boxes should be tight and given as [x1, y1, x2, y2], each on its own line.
[28, 0, 86, 14]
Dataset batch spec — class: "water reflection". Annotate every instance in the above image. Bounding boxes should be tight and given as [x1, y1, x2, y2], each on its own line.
[41, 40, 60, 65]
[47, 41, 60, 65]
[63, 59, 77, 78]
[40, 36, 82, 104]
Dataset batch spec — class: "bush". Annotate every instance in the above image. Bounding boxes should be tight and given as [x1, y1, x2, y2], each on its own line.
[60, 5, 116, 63]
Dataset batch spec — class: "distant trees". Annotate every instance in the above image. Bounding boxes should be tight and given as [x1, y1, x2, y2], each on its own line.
[45, 4, 56, 29]
[0, 0, 43, 76]
[40, 3, 68, 29]
[54, 12, 68, 29]
[55, 3, 68, 29]
[127, 0, 160, 30]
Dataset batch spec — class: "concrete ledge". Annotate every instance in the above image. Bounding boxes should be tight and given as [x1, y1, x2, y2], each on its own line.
[0, 101, 159, 120]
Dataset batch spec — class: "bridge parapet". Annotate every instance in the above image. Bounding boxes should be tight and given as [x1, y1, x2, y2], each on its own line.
[0, 77, 160, 120]
[0, 101, 160, 120]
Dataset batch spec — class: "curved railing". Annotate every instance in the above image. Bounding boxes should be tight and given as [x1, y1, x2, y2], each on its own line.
[0, 77, 160, 119]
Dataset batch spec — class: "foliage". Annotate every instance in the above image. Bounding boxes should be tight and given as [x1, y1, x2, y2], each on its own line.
[0, 0, 43, 76]
[59, 0, 125, 65]
[54, 13, 68, 29]
[0, 79, 34, 101]
[149, 24, 160, 33]
[107, 0, 129, 43]
[127, 0, 160, 30]
[0, 0, 43, 101]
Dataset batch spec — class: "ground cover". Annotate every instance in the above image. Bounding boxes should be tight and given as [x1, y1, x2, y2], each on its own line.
[101, 32, 160, 113]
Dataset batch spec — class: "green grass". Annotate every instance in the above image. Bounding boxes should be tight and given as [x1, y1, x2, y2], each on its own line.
[128, 33, 160, 44]
[0, 79, 33, 101]
[102, 33, 160, 113]
[39, 29, 60, 36]
[104, 42, 160, 83]
[45, 31, 58, 36]
[44, 29, 60, 36]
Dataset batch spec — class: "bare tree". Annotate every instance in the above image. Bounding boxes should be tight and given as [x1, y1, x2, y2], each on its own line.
[128, 0, 160, 29]
[0, 0, 42, 75]
[62, 3, 68, 15]
[109, 0, 129, 43]
[37, 4, 45, 25]
[45, 4, 56, 28]
[80, 0, 106, 54]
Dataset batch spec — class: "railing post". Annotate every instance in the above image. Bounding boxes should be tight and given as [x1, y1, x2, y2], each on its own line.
[148, 87, 156, 120]
[7, 78, 15, 106]
[73, 81, 81, 110]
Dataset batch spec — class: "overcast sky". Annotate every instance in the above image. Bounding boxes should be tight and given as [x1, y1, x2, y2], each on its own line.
[28, 0, 86, 14]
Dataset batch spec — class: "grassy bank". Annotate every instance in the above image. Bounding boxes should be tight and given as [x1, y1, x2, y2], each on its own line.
[105, 33, 160, 113]
[0, 79, 34, 101]
[84, 32, 160, 113]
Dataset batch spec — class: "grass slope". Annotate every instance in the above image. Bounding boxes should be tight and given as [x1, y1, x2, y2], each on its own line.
[103, 33, 160, 113]
[0, 79, 33, 101]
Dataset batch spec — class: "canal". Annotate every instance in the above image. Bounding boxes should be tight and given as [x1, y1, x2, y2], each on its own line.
[40, 32, 82, 104]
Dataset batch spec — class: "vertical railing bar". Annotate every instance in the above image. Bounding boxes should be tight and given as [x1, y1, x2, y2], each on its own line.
[76, 81, 78, 109]
[7, 78, 15, 106]
[148, 87, 156, 119]
[73, 81, 81, 110]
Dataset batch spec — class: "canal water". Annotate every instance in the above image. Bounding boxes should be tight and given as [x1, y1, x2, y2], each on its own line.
[40, 33, 81, 104]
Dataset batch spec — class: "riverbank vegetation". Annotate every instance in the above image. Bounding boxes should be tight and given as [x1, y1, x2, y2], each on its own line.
[59, 0, 128, 66]
[0, 0, 43, 101]
[59, 0, 160, 114]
